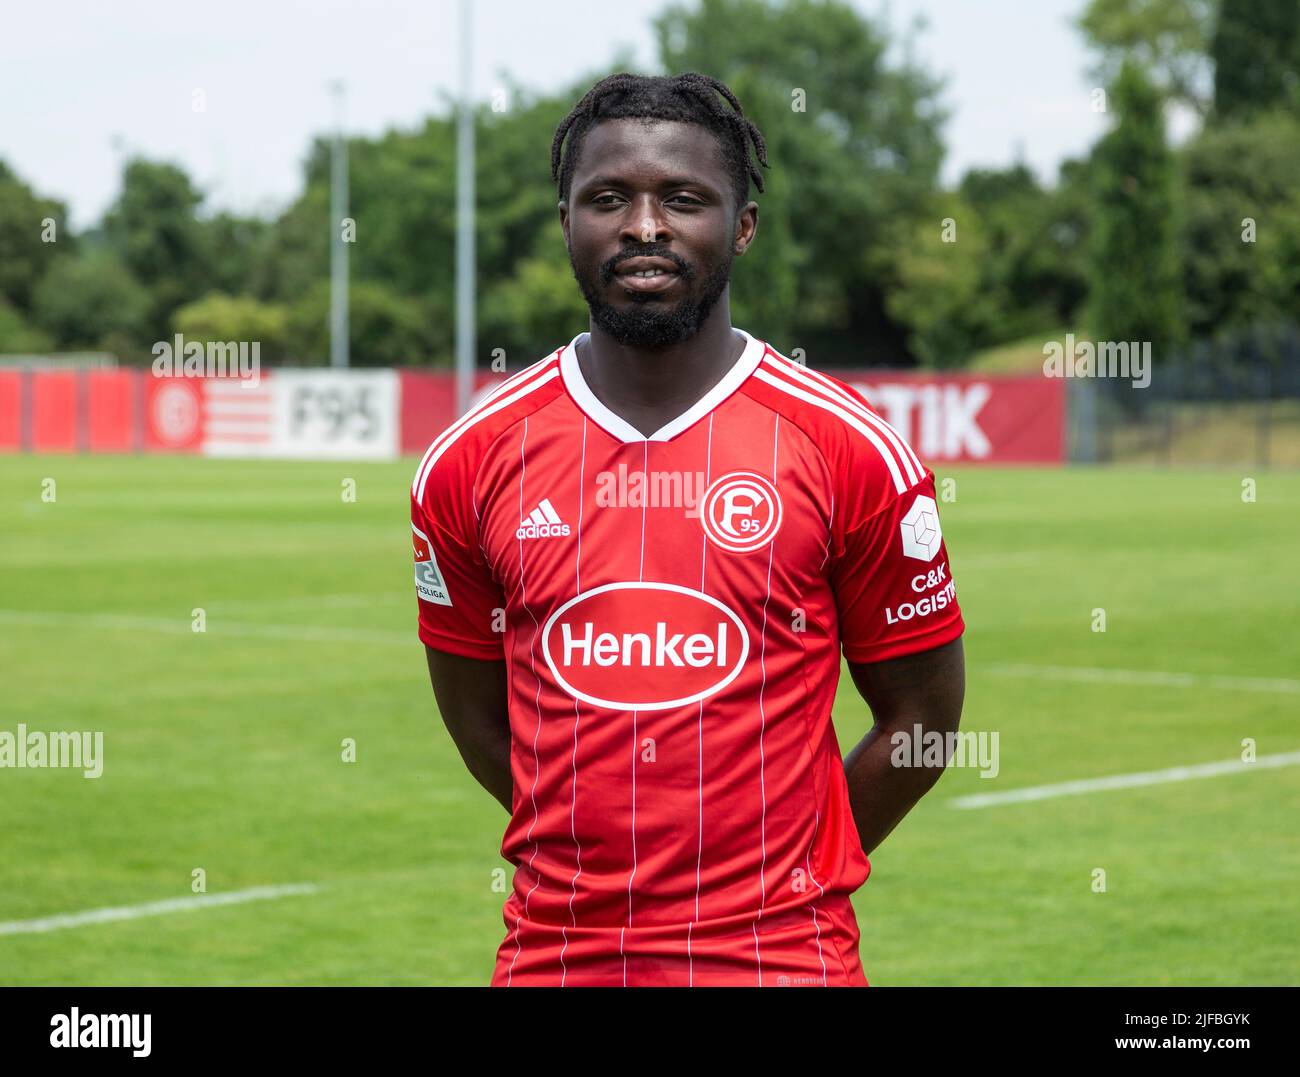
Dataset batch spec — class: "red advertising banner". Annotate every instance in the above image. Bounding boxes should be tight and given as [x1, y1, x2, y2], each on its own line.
[0, 371, 21, 451]
[142, 375, 204, 452]
[87, 369, 137, 452]
[845, 372, 1065, 464]
[400, 368, 1065, 465]
[2, 369, 203, 454]
[399, 370, 506, 454]
[30, 370, 78, 451]
[5, 366, 1064, 465]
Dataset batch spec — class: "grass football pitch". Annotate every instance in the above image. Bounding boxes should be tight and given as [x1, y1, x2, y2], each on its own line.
[1, 455, 1296, 985]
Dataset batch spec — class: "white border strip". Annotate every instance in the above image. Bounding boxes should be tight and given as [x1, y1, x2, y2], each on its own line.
[557, 329, 765, 444]
[989, 662, 1300, 695]
[951, 751, 1300, 809]
[412, 366, 559, 501]
[0, 884, 320, 936]
[410, 354, 560, 498]
[761, 352, 923, 482]
[0, 609, 412, 646]
[752, 367, 907, 493]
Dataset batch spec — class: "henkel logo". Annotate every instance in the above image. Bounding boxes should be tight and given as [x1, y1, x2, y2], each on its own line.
[699, 471, 783, 553]
[541, 582, 750, 711]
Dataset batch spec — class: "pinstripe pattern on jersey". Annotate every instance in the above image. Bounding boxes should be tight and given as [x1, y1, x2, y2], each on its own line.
[752, 366, 908, 494]
[760, 348, 924, 481]
[411, 356, 561, 501]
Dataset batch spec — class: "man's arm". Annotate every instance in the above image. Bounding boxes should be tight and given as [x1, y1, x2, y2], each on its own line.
[841, 636, 965, 856]
[424, 645, 512, 814]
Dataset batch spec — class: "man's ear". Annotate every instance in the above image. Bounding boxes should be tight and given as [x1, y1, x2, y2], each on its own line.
[733, 201, 759, 256]
[558, 201, 569, 249]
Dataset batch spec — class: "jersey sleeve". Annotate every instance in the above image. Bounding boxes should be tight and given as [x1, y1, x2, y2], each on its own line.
[826, 386, 964, 664]
[410, 460, 507, 662]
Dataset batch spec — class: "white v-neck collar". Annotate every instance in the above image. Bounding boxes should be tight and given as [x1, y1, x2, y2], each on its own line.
[559, 327, 765, 443]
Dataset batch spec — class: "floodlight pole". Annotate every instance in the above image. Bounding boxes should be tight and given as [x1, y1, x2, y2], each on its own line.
[455, 0, 475, 416]
[330, 80, 350, 369]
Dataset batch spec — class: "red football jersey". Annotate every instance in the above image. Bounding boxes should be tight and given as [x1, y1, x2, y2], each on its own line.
[410, 327, 963, 986]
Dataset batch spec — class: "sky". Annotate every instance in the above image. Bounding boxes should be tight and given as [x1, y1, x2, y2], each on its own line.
[0, 0, 1173, 230]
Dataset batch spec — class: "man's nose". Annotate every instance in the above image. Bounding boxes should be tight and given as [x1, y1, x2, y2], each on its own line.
[619, 196, 673, 246]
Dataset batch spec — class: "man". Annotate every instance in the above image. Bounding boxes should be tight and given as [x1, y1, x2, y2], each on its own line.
[411, 72, 965, 987]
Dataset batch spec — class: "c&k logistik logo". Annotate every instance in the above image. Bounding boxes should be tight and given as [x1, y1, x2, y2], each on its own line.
[699, 471, 783, 553]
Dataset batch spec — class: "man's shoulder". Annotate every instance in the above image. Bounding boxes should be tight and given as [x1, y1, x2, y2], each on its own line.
[745, 341, 868, 438]
[743, 343, 926, 502]
[410, 342, 569, 504]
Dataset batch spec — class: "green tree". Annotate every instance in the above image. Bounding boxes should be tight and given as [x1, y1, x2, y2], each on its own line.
[245, 2, 945, 366]
[201, 213, 273, 297]
[1180, 108, 1300, 333]
[287, 280, 434, 366]
[959, 163, 1090, 332]
[0, 299, 54, 352]
[473, 82, 590, 361]
[102, 159, 209, 333]
[1212, 0, 1300, 121]
[0, 159, 70, 312]
[172, 293, 291, 359]
[250, 146, 331, 305]
[32, 249, 151, 351]
[480, 236, 590, 359]
[1257, 191, 1300, 315]
[887, 162, 1093, 366]
[886, 194, 997, 367]
[654, 0, 947, 361]
[1077, 0, 1216, 116]
[1088, 59, 1184, 357]
[255, 120, 456, 360]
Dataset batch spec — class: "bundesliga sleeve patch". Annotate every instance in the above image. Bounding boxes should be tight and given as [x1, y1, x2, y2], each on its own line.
[413, 526, 453, 606]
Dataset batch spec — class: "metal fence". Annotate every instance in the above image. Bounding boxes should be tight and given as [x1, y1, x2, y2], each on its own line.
[1070, 321, 1300, 468]
[0, 353, 118, 369]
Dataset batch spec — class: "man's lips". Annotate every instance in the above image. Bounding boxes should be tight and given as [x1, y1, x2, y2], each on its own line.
[615, 271, 680, 294]
[614, 255, 680, 276]
[611, 255, 683, 293]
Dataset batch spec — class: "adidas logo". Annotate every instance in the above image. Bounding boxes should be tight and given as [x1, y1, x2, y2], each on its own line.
[516, 497, 572, 539]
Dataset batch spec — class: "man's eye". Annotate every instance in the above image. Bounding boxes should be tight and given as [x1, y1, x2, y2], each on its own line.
[591, 194, 700, 206]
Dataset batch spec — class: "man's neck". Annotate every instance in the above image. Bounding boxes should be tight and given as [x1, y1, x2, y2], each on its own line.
[576, 312, 746, 439]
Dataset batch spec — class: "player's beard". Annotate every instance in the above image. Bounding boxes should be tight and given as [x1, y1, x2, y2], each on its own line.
[569, 245, 734, 349]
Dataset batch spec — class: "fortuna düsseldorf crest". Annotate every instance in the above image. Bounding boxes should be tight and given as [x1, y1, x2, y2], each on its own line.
[699, 471, 783, 553]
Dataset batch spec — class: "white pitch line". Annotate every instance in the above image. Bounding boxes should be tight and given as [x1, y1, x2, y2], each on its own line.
[951, 751, 1300, 809]
[0, 609, 412, 647]
[0, 883, 321, 936]
[210, 591, 410, 613]
[988, 662, 1300, 695]
[3, 612, 1294, 693]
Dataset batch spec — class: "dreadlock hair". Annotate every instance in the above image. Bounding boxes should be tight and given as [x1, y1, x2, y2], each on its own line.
[551, 72, 769, 214]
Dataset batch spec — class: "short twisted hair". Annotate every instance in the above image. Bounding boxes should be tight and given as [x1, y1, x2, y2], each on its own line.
[551, 72, 769, 212]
